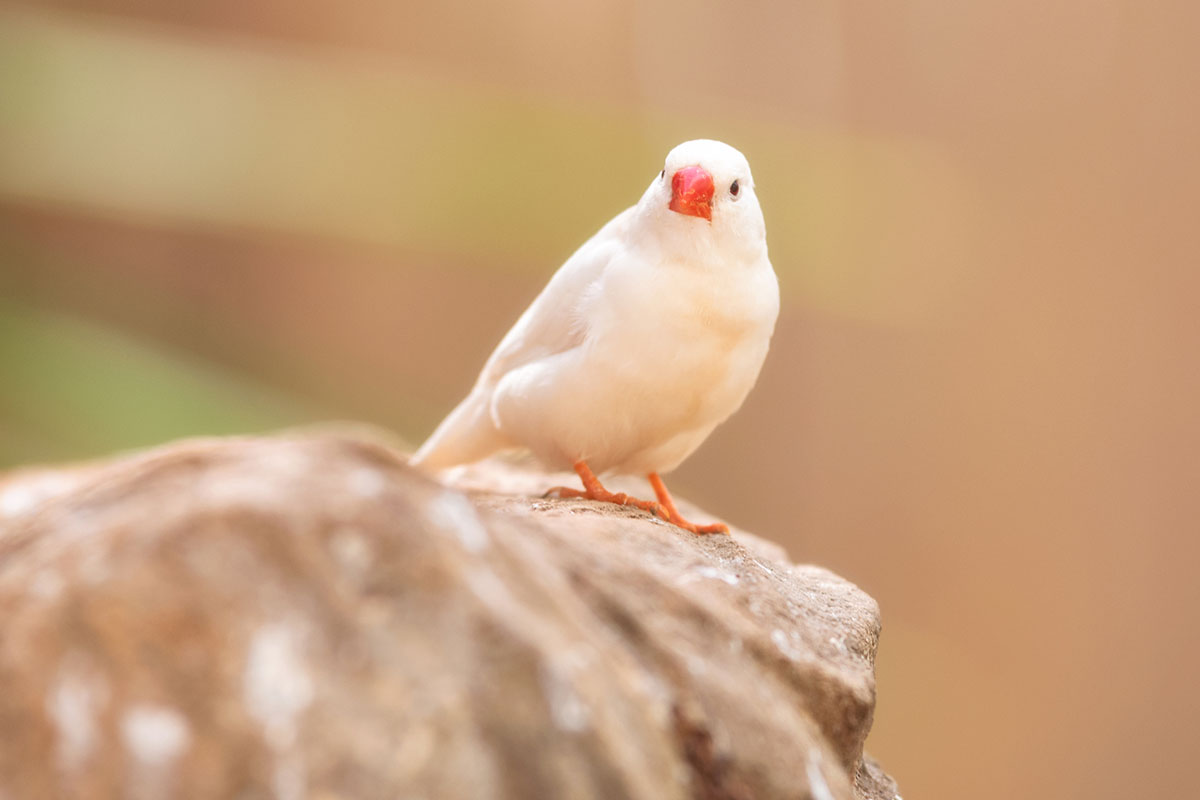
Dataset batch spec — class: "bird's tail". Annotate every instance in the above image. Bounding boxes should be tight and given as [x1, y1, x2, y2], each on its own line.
[411, 388, 513, 471]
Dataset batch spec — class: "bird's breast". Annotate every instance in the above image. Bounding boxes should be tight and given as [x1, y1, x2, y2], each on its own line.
[585, 256, 778, 419]
[606, 255, 778, 348]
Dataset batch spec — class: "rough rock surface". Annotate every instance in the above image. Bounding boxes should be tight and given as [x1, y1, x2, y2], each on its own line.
[0, 432, 898, 800]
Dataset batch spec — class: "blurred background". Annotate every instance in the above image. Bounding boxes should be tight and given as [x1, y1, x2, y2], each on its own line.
[2, 2, 1197, 797]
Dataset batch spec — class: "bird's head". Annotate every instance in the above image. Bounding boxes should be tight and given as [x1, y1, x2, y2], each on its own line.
[637, 139, 765, 261]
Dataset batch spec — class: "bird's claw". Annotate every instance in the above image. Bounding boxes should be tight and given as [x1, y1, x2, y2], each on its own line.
[546, 462, 725, 533]
[682, 521, 731, 535]
[543, 483, 667, 521]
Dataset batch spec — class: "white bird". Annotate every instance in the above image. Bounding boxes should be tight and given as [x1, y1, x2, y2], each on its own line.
[412, 139, 779, 534]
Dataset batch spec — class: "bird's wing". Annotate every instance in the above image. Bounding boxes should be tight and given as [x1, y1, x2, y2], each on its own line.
[410, 205, 634, 470]
[475, 205, 633, 387]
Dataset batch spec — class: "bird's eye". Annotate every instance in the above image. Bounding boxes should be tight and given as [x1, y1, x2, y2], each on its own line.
[729, 180, 741, 199]
[660, 169, 665, 179]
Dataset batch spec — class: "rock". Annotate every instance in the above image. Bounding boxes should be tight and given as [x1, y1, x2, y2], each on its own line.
[0, 432, 898, 800]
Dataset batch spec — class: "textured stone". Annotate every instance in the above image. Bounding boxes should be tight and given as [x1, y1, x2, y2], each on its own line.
[0, 432, 898, 799]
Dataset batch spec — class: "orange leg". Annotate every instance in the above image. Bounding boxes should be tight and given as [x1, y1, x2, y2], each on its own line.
[648, 472, 730, 535]
[546, 460, 667, 518]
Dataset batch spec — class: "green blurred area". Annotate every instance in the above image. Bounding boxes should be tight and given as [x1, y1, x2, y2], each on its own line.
[0, 301, 315, 466]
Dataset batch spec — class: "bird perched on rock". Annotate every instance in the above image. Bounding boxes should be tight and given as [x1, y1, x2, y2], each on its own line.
[413, 139, 779, 534]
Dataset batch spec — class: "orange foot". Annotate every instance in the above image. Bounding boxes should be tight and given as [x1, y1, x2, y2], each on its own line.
[648, 472, 730, 535]
[544, 461, 729, 536]
[545, 460, 666, 519]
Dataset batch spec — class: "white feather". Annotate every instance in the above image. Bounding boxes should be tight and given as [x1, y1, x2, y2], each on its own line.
[413, 139, 779, 476]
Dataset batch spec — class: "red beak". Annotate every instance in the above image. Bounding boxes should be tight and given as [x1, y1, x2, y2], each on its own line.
[668, 166, 714, 221]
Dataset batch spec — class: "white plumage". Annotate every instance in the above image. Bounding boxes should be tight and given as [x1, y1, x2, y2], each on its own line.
[413, 139, 778, 531]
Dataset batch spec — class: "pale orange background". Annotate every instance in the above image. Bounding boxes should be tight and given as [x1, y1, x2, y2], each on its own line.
[2, 3, 1198, 798]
